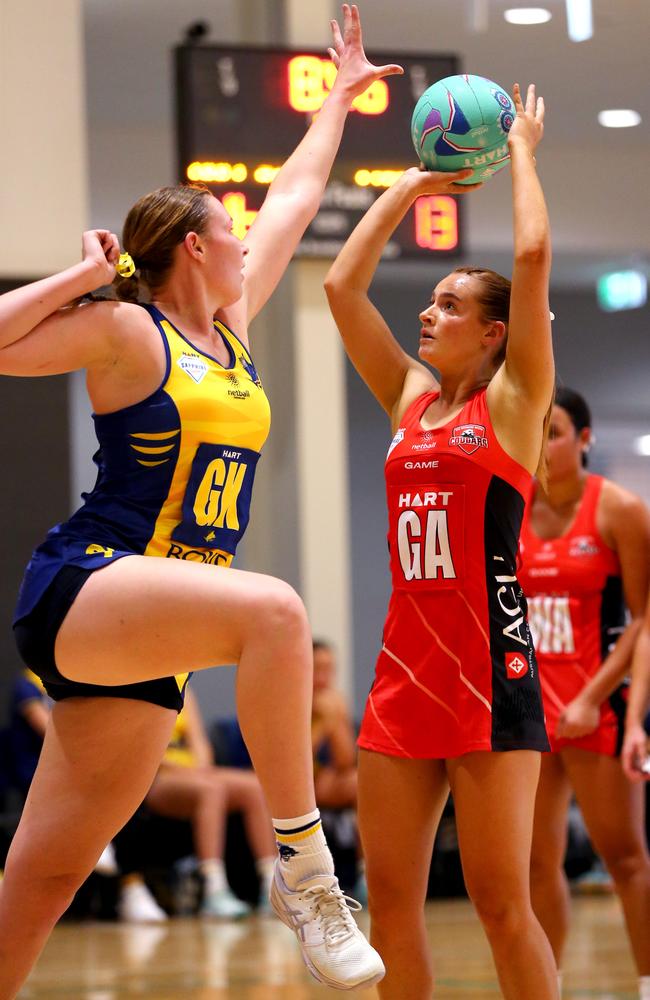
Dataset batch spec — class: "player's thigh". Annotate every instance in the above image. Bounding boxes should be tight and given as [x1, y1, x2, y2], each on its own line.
[531, 752, 572, 875]
[448, 750, 541, 905]
[563, 748, 648, 868]
[358, 749, 448, 907]
[9, 697, 176, 878]
[56, 554, 308, 683]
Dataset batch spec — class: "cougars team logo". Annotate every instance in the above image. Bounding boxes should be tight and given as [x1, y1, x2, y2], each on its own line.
[448, 423, 488, 455]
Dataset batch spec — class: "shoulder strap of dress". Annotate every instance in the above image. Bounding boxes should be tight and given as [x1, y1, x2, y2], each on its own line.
[400, 390, 440, 428]
[571, 474, 603, 535]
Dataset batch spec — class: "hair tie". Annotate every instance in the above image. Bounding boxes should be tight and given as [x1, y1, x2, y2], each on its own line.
[116, 252, 136, 278]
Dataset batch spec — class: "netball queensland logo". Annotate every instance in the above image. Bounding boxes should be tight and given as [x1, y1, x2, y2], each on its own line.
[448, 423, 488, 455]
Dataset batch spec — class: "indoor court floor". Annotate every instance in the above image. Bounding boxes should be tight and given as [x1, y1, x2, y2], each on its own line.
[20, 896, 637, 999]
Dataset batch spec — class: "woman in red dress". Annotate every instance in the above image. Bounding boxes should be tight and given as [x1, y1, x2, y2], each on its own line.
[519, 386, 650, 999]
[326, 84, 557, 999]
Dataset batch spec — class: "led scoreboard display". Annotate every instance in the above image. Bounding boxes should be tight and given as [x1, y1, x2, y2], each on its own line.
[175, 46, 461, 259]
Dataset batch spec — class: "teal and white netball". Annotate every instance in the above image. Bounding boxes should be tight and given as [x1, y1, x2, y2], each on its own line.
[411, 74, 515, 184]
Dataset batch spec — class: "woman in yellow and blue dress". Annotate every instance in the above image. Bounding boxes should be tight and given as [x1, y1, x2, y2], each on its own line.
[0, 7, 401, 995]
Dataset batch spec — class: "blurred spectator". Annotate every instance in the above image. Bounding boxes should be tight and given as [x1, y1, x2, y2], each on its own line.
[311, 641, 366, 900]
[138, 688, 276, 919]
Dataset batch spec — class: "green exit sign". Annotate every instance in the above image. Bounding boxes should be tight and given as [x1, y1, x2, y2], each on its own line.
[597, 271, 647, 312]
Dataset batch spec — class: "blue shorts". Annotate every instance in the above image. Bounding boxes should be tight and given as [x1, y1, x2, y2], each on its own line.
[14, 564, 188, 712]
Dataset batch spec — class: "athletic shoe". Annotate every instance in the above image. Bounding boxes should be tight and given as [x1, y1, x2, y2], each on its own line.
[117, 882, 168, 923]
[200, 888, 252, 919]
[270, 865, 385, 990]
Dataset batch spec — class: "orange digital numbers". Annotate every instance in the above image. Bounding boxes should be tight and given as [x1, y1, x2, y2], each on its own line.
[414, 195, 458, 251]
[287, 55, 388, 115]
[222, 192, 258, 239]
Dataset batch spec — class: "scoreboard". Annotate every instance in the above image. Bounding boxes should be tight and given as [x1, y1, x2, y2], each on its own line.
[175, 45, 461, 259]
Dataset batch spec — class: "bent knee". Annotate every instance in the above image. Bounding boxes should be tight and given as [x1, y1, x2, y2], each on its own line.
[468, 881, 532, 934]
[253, 580, 309, 638]
[604, 848, 650, 886]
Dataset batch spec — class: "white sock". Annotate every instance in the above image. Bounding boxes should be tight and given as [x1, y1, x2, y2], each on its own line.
[272, 809, 335, 889]
[256, 856, 276, 896]
[557, 971, 563, 998]
[639, 975, 650, 1000]
[199, 858, 228, 895]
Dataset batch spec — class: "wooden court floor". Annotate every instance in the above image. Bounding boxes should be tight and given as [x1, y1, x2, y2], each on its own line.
[20, 896, 638, 999]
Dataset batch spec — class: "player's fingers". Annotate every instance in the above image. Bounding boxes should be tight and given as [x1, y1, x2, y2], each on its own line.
[373, 62, 404, 77]
[536, 95, 545, 123]
[330, 19, 343, 53]
[327, 46, 340, 67]
[525, 83, 536, 115]
[512, 82, 524, 112]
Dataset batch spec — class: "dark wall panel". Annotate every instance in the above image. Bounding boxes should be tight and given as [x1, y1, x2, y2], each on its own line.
[0, 283, 70, 721]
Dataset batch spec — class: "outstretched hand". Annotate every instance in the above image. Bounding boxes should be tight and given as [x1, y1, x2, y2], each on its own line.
[405, 164, 483, 194]
[81, 229, 120, 287]
[508, 82, 545, 153]
[328, 4, 403, 101]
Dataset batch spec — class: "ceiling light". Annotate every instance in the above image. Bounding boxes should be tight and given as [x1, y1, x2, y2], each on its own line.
[566, 0, 592, 42]
[504, 8, 552, 25]
[598, 109, 642, 128]
[597, 271, 647, 312]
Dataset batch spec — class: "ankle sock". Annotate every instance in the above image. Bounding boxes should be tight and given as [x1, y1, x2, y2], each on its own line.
[199, 858, 228, 895]
[272, 809, 334, 888]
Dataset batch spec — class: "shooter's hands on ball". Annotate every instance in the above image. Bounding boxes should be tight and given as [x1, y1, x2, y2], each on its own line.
[508, 82, 545, 154]
[621, 724, 650, 782]
[81, 229, 121, 288]
[407, 164, 483, 195]
[327, 4, 403, 101]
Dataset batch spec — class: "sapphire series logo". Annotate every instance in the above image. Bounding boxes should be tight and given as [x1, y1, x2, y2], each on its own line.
[448, 423, 488, 455]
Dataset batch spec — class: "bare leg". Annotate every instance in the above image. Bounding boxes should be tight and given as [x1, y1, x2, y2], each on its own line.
[358, 749, 449, 1000]
[0, 699, 176, 1000]
[530, 752, 573, 968]
[218, 769, 276, 860]
[564, 748, 650, 975]
[314, 766, 357, 809]
[146, 766, 230, 860]
[56, 557, 316, 817]
[448, 751, 558, 1000]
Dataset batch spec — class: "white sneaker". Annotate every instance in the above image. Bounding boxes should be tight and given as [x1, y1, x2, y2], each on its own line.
[117, 882, 168, 923]
[200, 888, 252, 919]
[94, 842, 119, 877]
[270, 865, 385, 991]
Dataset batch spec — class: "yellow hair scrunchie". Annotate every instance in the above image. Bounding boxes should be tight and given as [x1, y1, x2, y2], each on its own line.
[116, 252, 136, 278]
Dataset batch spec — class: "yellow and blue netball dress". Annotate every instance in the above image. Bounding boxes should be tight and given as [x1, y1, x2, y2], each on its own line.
[13, 304, 270, 709]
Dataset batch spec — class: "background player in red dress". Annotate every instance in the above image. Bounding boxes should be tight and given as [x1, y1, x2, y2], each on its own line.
[326, 84, 558, 999]
[519, 387, 650, 999]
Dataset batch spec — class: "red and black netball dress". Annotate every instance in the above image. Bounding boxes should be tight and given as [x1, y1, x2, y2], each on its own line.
[358, 388, 549, 759]
[519, 474, 627, 756]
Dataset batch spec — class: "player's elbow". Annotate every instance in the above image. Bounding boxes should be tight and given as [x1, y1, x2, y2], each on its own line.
[514, 240, 551, 269]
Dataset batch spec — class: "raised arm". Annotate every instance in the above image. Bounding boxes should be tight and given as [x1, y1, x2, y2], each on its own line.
[0, 230, 123, 376]
[325, 167, 475, 422]
[218, 4, 402, 338]
[490, 84, 553, 416]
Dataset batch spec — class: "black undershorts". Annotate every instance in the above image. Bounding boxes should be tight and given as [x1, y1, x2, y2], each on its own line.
[14, 564, 186, 711]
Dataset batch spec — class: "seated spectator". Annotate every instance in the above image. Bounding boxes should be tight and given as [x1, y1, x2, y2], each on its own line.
[137, 688, 276, 919]
[8, 669, 49, 795]
[7, 667, 157, 916]
[311, 640, 366, 899]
